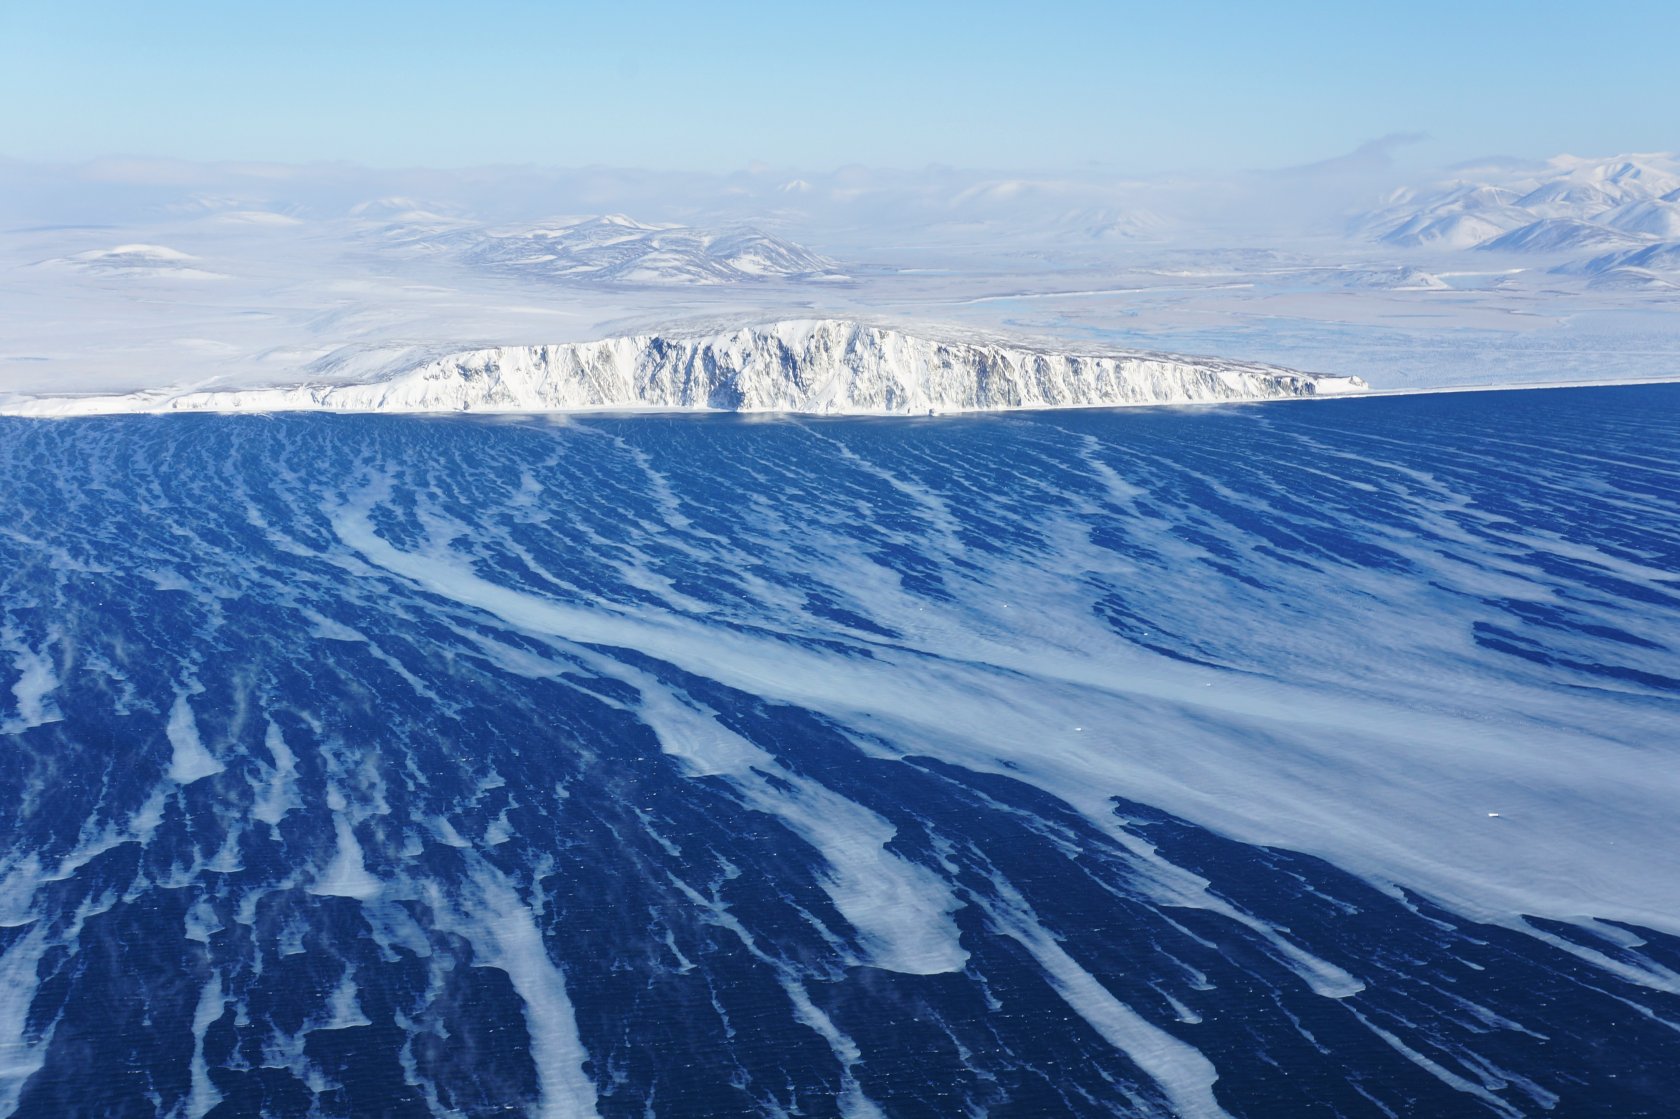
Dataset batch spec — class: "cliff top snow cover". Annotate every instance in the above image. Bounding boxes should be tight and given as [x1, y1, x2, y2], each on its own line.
[2, 320, 1367, 417]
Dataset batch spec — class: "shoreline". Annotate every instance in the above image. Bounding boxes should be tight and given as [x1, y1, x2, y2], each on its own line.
[2, 372, 1677, 421]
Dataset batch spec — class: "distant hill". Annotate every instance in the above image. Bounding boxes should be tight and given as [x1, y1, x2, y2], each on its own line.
[1357, 154, 1680, 280]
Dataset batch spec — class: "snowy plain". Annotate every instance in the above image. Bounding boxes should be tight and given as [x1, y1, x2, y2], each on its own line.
[2, 151, 1677, 412]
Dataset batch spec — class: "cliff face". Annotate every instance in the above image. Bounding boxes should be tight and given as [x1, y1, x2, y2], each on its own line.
[6, 320, 1368, 416]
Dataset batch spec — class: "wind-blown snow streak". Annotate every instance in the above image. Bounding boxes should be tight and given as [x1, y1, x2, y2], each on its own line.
[3, 320, 1366, 417]
[0, 386, 1675, 1117]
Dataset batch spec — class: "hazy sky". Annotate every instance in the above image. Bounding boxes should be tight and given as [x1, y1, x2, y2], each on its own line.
[3, 0, 1677, 173]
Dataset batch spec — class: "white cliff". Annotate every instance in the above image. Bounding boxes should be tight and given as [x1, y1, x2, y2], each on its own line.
[3, 320, 1367, 417]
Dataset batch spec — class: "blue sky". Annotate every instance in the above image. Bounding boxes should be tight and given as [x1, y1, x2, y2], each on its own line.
[2, 0, 1676, 172]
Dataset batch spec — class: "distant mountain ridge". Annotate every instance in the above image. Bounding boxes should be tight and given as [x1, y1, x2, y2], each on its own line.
[1358, 153, 1680, 280]
[3, 320, 1366, 417]
[367, 210, 840, 286]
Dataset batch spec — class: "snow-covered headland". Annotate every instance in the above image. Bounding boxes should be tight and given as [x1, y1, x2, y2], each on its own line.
[1, 320, 1367, 418]
[4, 154, 1677, 403]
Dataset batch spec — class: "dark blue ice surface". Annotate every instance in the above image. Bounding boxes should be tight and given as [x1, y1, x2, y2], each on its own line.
[0, 384, 1677, 1117]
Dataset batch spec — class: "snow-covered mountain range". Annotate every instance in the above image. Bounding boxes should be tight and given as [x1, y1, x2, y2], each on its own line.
[368, 209, 839, 285]
[1359, 154, 1680, 288]
[3, 320, 1365, 417]
[5, 151, 1676, 403]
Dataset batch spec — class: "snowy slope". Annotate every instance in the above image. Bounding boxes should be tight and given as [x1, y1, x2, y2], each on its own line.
[1601, 199, 1680, 237]
[1361, 153, 1680, 263]
[1480, 218, 1646, 253]
[1567, 240, 1680, 277]
[4, 320, 1365, 417]
[378, 212, 838, 285]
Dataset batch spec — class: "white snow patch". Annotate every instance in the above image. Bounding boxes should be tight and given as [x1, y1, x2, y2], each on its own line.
[166, 694, 224, 784]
